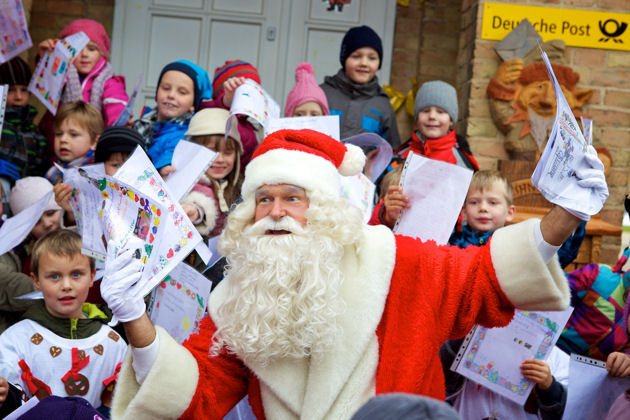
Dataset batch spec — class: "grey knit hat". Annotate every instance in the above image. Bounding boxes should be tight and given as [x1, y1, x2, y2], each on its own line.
[350, 393, 462, 420]
[414, 80, 458, 123]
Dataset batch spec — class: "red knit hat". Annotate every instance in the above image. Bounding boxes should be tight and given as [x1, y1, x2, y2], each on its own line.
[60, 19, 110, 55]
[242, 129, 365, 198]
[212, 60, 261, 99]
[284, 63, 330, 117]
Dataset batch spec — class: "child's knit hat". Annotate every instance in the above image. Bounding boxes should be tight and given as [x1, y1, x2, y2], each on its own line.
[0, 56, 32, 86]
[18, 396, 105, 420]
[60, 18, 110, 55]
[95, 126, 147, 163]
[339, 25, 383, 69]
[284, 63, 330, 117]
[9, 177, 61, 215]
[212, 60, 261, 99]
[185, 108, 242, 151]
[414, 80, 459, 123]
[157, 60, 213, 110]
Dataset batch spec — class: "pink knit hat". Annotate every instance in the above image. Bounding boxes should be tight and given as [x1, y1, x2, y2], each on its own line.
[284, 63, 330, 117]
[60, 19, 110, 55]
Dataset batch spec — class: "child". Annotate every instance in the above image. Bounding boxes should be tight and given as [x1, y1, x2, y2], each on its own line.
[448, 170, 515, 247]
[37, 19, 128, 129]
[133, 60, 212, 175]
[0, 230, 127, 416]
[180, 108, 242, 238]
[388, 80, 479, 174]
[45, 102, 103, 184]
[0, 57, 50, 193]
[199, 60, 261, 173]
[0, 177, 61, 333]
[320, 25, 400, 148]
[284, 63, 330, 117]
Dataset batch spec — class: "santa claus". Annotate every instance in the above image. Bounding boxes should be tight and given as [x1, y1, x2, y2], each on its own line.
[103, 129, 605, 420]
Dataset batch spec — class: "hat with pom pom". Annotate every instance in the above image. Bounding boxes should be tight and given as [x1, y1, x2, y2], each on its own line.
[242, 129, 365, 198]
[284, 63, 330, 117]
[60, 19, 110, 55]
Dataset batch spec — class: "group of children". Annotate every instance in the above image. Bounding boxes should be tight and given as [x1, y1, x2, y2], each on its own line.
[0, 15, 628, 420]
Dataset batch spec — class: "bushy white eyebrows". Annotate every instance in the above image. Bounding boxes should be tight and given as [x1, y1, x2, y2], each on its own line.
[255, 185, 306, 199]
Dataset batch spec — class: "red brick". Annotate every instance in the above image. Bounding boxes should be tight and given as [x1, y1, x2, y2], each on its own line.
[598, 0, 630, 10]
[607, 168, 627, 187]
[572, 49, 606, 67]
[592, 69, 630, 88]
[605, 90, 630, 108]
[47, 1, 83, 15]
[587, 108, 630, 127]
[562, 0, 596, 5]
[601, 209, 625, 226]
[31, 13, 57, 29]
[600, 128, 630, 148]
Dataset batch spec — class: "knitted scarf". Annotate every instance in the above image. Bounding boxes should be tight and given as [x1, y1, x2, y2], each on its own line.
[45, 150, 95, 185]
[61, 60, 113, 112]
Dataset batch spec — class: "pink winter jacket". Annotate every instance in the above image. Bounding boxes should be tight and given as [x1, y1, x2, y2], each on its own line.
[81, 57, 128, 126]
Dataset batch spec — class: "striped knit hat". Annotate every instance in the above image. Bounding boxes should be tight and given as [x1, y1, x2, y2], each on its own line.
[212, 60, 260, 99]
[0, 56, 32, 86]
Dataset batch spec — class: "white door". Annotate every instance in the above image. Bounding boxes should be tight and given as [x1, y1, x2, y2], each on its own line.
[111, 0, 396, 114]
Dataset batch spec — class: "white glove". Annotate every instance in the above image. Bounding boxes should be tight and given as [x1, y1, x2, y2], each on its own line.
[101, 237, 146, 323]
[576, 145, 609, 203]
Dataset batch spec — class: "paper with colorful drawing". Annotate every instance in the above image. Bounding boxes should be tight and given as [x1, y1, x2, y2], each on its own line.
[0, 84, 7, 132]
[531, 47, 604, 219]
[0, 0, 33, 64]
[451, 308, 572, 406]
[166, 140, 218, 202]
[563, 354, 630, 420]
[148, 262, 212, 344]
[0, 191, 53, 256]
[229, 79, 280, 134]
[393, 152, 472, 245]
[28, 31, 89, 114]
[339, 173, 375, 224]
[267, 115, 340, 140]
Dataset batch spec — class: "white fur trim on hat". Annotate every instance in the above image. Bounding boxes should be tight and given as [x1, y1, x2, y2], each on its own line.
[338, 144, 366, 176]
[242, 148, 342, 198]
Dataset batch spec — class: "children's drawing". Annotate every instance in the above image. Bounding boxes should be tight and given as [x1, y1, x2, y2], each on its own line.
[27, 31, 89, 114]
[451, 308, 572, 406]
[339, 173, 375, 224]
[229, 79, 280, 134]
[0, 0, 33, 63]
[0, 84, 7, 132]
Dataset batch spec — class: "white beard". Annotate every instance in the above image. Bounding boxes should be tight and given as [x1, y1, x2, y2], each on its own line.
[528, 108, 556, 150]
[211, 215, 347, 366]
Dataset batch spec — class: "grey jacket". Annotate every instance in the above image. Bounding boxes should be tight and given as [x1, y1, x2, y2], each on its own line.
[0, 251, 36, 334]
[321, 70, 401, 148]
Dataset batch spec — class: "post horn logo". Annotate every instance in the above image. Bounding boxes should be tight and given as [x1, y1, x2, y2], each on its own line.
[598, 19, 627, 43]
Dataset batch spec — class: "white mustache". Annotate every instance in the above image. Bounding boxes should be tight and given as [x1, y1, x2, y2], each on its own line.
[245, 216, 306, 236]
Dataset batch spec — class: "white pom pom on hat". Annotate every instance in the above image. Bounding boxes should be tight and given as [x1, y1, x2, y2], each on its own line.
[242, 129, 366, 198]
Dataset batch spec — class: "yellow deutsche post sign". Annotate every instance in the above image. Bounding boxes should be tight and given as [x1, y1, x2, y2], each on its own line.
[482, 2, 630, 51]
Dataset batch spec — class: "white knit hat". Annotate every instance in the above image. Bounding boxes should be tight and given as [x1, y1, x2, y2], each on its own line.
[242, 129, 365, 199]
[185, 108, 241, 150]
[9, 177, 61, 215]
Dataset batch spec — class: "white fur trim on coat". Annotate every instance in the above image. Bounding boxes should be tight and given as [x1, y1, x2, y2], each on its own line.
[182, 190, 218, 236]
[242, 149, 341, 198]
[110, 327, 199, 420]
[490, 218, 570, 310]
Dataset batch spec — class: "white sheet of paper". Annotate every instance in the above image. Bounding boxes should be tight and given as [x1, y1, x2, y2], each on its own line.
[0, 191, 52, 256]
[3, 394, 40, 420]
[452, 309, 572, 406]
[28, 31, 89, 114]
[148, 262, 212, 344]
[166, 140, 218, 202]
[113, 73, 142, 126]
[0, 0, 33, 63]
[15, 290, 43, 300]
[563, 354, 630, 420]
[342, 133, 393, 182]
[580, 116, 593, 146]
[339, 173, 375, 224]
[531, 47, 604, 219]
[206, 235, 222, 268]
[267, 115, 340, 140]
[393, 152, 472, 245]
[229, 79, 280, 133]
[115, 147, 203, 298]
[0, 84, 7, 132]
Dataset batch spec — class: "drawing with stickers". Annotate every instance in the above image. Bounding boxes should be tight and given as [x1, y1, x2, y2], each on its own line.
[0, 0, 33, 63]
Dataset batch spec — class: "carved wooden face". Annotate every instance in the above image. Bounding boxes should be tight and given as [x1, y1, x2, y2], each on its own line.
[516, 80, 592, 118]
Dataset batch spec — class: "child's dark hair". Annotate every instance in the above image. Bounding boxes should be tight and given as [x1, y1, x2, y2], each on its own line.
[53, 101, 104, 143]
[31, 229, 94, 275]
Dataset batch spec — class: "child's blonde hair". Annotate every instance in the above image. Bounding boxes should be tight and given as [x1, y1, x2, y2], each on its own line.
[379, 166, 403, 200]
[53, 101, 104, 143]
[468, 170, 513, 205]
[31, 229, 94, 276]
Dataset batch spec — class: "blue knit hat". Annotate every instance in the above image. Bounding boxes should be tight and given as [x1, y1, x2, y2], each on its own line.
[414, 80, 459, 123]
[156, 60, 213, 110]
[339, 25, 383, 69]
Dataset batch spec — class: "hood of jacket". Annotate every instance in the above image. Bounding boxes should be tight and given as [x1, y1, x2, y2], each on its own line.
[22, 300, 113, 339]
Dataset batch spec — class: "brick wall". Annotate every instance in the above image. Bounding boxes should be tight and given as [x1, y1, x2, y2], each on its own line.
[459, 0, 630, 264]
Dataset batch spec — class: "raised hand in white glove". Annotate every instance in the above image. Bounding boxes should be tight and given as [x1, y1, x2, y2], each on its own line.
[101, 237, 146, 324]
[565, 145, 609, 221]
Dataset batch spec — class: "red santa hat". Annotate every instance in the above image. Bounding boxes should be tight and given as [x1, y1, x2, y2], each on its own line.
[242, 129, 365, 198]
